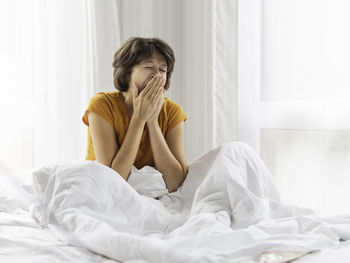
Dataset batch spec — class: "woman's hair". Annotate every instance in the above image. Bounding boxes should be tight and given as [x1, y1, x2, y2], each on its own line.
[112, 37, 175, 92]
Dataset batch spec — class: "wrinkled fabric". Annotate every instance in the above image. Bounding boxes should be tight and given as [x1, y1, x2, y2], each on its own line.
[0, 212, 121, 263]
[127, 166, 168, 199]
[28, 141, 350, 263]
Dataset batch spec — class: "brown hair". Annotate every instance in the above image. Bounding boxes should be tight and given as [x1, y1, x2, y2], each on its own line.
[112, 37, 175, 92]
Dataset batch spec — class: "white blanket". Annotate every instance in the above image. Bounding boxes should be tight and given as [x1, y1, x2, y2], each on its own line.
[28, 141, 350, 263]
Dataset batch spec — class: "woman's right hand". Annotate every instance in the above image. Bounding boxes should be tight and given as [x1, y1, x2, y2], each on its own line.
[131, 75, 164, 122]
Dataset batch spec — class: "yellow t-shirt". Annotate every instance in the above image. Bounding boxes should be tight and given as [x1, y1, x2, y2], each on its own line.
[82, 91, 187, 169]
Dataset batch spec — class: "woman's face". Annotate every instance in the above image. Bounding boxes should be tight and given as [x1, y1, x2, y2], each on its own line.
[129, 52, 168, 94]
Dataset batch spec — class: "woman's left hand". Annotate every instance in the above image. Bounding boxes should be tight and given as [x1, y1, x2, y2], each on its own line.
[146, 77, 166, 124]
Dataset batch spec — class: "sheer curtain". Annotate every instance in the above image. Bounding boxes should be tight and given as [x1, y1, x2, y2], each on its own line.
[234, 0, 350, 214]
[260, 0, 350, 214]
[0, 0, 120, 173]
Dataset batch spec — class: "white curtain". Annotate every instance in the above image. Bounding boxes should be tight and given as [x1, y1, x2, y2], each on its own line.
[235, 0, 350, 214]
[0, 0, 120, 173]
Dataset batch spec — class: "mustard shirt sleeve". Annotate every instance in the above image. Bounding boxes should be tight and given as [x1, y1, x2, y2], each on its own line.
[82, 93, 114, 127]
[167, 101, 187, 132]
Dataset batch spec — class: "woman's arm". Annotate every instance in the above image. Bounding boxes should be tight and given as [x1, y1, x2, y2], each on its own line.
[89, 76, 163, 180]
[110, 115, 146, 179]
[147, 121, 188, 192]
[88, 111, 145, 180]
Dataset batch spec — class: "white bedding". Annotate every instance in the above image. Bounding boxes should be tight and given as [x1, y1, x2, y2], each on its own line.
[0, 212, 121, 263]
[1, 141, 350, 262]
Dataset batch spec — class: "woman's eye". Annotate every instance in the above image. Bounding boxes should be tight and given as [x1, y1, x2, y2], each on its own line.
[144, 67, 166, 73]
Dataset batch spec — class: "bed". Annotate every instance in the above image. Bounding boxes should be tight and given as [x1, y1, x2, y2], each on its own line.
[1, 141, 350, 263]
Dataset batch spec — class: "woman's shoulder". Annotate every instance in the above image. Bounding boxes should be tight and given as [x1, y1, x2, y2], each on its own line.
[88, 91, 121, 105]
[86, 91, 124, 118]
[162, 97, 187, 130]
[83, 91, 121, 127]
[91, 90, 119, 99]
[163, 96, 184, 112]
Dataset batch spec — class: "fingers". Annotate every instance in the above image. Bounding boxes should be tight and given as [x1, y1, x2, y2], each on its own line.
[151, 78, 165, 100]
[141, 75, 160, 97]
[156, 91, 165, 107]
[143, 75, 165, 98]
[150, 76, 163, 98]
[138, 76, 155, 97]
[151, 84, 165, 105]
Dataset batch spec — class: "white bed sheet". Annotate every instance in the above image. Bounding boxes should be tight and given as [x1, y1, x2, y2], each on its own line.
[295, 240, 350, 262]
[0, 211, 121, 263]
[1, 210, 350, 263]
[1, 141, 350, 263]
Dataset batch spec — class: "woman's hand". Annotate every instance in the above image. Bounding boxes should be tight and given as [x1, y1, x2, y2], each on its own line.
[146, 77, 166, 124]
[131, 75, 164, 123]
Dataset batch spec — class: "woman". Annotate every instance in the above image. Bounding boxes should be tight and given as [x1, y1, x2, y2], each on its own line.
[82, 37, 188, 193]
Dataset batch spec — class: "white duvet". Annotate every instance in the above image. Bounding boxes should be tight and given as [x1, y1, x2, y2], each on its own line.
[27, 141, 350, 262]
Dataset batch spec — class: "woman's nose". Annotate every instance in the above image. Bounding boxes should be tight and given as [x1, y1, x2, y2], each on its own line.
[151, 69, 163, 76]
[150, 73, 160, 79]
